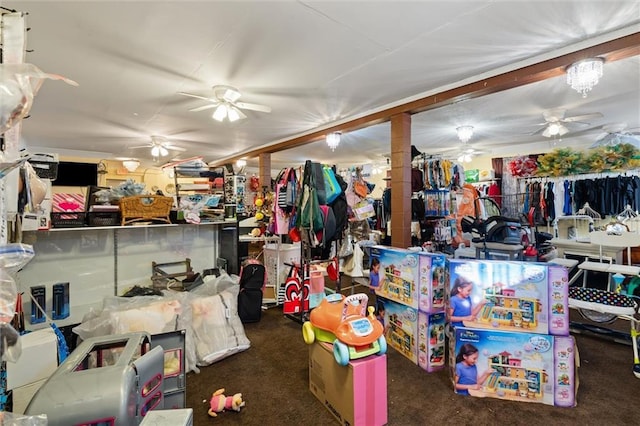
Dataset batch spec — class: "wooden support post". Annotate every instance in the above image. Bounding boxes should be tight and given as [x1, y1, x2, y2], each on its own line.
[259, 153, 272, 191]
[390, 113, 412, 249]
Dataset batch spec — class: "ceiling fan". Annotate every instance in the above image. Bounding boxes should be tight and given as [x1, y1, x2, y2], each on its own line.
[442, 145, 489, 163]
[177, 85, 272, 122]
[532, 108, 603, 138]
[128, 135, 186, 158]
[590, 123, 640, 148]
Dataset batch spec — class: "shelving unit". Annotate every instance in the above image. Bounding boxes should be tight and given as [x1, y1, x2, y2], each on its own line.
[173, 166, 225, 220]
[223, 174, 247, 217]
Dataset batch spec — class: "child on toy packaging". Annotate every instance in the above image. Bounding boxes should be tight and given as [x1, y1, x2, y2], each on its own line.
[448, 277, 486, 328]
[375, 302, 389, 330]
[369, 258, 383, 290]
[454, 343, 491, 395]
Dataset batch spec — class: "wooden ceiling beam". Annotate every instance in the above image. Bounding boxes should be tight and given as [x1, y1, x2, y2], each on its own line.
[210, 32, 639, 167]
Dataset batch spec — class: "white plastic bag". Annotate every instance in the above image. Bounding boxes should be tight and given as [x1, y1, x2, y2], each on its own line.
[342, 242, 364, 277]
[0, 63, 78, 134]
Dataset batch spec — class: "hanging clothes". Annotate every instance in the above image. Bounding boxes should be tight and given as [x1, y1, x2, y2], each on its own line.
[522, 181, 530, 214]
[544, 181, 555, 222]
[563, 179, 573, 215]
[487, 181, 501, 208]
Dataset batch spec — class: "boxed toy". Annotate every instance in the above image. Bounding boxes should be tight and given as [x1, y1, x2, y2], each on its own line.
[377, 297, 446, 372]
[369, 245, 446, 313]
[450, 327, 577, 407]
[309, 342, 387, 426]
[447, 259, 569, 335]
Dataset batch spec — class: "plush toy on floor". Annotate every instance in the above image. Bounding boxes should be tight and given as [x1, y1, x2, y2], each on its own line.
[208, 388, 245, 417]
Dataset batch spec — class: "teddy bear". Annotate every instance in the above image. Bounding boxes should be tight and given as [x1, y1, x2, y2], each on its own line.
[208, 388, 245, 417]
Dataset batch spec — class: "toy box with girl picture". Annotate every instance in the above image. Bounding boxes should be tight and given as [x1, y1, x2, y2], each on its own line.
[368, 245, 446, 314]
[447, 259, 570, 336]
[449, 327, 577, 407]
[376, 296, 447, 372]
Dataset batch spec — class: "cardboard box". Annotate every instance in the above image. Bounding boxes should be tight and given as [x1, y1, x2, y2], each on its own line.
[309, 342, 387, 426]
[449, 327, 577, 407]
[369, 245, 446, 312]
[6, 327, 58, 390]
[378, 297, 446, 372]
[447, 260, 569, 335]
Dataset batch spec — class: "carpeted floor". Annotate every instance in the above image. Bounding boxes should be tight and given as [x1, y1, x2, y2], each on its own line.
[185, 306, 638, 426]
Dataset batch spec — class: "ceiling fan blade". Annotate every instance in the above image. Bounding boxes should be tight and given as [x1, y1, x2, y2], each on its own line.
[562, 112, 603, 123]
[235, 101, 272, 113]
[531, 126, 547, 136]
[127, 145, 152, 149]
[177, 92, 214, 102]
[543, 109, 565, 123]
[164, 145, 187, 152]
[189, 103, 218, 112]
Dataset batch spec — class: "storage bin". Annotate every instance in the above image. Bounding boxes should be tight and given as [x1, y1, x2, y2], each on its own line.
[29, 153, 59, 180]
[50, 212, 86, 228]
[87, 211, 120, 227]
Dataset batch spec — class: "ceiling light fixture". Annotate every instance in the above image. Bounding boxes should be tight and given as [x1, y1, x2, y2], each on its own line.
[547, 123, 561, 136]
[566, 57, 604, 98]
[122, 159, 140, 172]
[326, 132, 341, 151]
[151, 145, 169, 157]
[227, 106, 241, 122]
[456, 125, 474, 143]
[457, 153, 473, 163]
[212, 103, 229, 121]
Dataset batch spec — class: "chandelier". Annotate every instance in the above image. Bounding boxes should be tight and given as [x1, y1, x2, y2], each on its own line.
[456, 125, 474, 143]
[566, 58, 604, 98]
[326, 132, 341, 151]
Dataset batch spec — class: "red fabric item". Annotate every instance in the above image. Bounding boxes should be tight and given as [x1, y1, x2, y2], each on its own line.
[487, 182, 501, 207]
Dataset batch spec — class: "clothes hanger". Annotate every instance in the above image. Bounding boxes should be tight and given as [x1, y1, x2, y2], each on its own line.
[577, 202, 602, 220]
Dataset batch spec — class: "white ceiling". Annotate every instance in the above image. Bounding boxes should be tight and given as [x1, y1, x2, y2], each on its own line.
[2, 1, 640, 170]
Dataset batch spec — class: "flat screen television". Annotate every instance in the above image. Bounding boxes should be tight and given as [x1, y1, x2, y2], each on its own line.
[52, 162, 99, 187]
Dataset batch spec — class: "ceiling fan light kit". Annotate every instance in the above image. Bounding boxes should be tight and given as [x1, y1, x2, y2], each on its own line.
[151, 145, 169, 157]
[457, 153, 473, 163]
[566, 57, 604, 98]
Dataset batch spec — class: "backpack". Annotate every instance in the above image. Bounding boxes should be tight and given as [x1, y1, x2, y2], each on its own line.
[329, 173, 348, 240]
[317, 205, 336, 247]
[237, 263, 266, 323]
[276, 168, 297, 213]
[322, 165, 343, 204]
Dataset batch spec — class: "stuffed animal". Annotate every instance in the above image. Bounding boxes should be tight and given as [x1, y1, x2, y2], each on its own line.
[208, 388, 245, 417]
